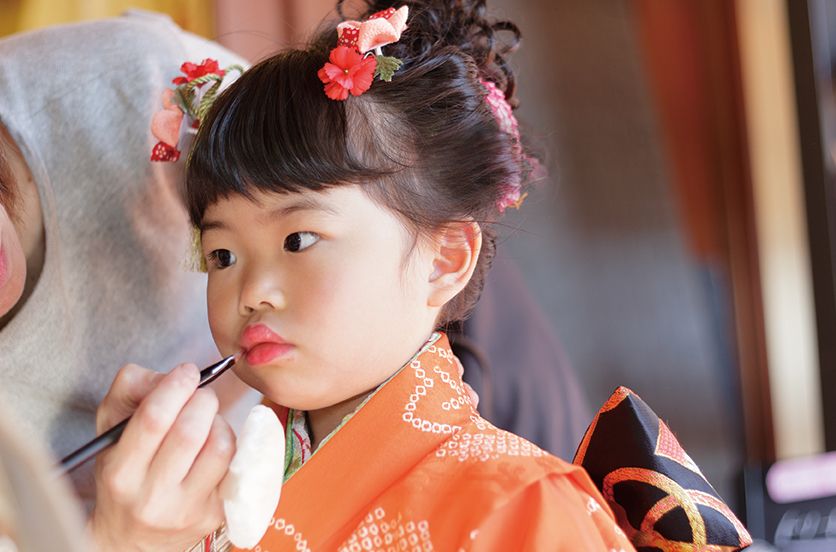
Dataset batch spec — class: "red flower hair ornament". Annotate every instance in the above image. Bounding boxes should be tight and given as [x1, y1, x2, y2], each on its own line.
[150, 58, 243, 162]
[318, 6, 408, 101]
[173, 58, 226, 85]
[317, 46, 378, 100]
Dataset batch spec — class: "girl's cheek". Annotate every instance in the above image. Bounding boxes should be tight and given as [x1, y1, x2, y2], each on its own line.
[206, 280, 236, 345]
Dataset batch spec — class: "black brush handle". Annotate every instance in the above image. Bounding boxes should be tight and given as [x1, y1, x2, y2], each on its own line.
[58, 355, 236, 474]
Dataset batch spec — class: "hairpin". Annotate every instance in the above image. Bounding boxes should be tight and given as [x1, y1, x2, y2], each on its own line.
[150, 58, 244, 162]
[318, 6, 408, 101]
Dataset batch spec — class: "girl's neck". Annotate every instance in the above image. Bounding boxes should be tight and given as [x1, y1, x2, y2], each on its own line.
[304, 330, 438, 451]
[306, 390, 371, 451]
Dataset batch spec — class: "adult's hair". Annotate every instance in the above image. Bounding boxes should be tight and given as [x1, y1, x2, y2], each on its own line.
[187, 0, 534, 327]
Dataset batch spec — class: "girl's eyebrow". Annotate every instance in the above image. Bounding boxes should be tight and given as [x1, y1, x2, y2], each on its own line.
[199, 219, 225, 233]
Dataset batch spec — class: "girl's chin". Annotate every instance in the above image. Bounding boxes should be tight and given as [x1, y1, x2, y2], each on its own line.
[233, 368, 298, 405]
[257, 384, 337, 412]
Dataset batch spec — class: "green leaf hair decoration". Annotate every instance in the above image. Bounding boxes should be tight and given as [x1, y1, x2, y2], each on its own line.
[374, 56, 403, 82]
[177, 64, 245, 123]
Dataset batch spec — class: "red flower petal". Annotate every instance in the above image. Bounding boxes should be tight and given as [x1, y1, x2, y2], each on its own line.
[348, 56, 377, 96]
[175, 58, 226, 85]
[320, 46, 380, 100]
[324, 81, 350, 101]
[201, 59, 225, 78]
[180, 61, 197, 75]
[336, 72, 355, 89]
[330, 45, 363, 69]
[323, 62, 347, 82]
[317, 66, 331, 84]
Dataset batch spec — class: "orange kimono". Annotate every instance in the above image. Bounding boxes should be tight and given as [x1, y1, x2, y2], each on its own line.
[236, 333, 635, 551]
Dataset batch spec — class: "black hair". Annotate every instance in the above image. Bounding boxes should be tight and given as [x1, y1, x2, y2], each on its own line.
[186, 0, 535, 326]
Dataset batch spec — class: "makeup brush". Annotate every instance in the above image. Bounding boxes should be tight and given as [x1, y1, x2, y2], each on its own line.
[58, 355, 237, 474]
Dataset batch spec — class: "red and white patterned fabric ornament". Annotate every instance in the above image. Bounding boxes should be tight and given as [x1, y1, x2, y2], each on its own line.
[150, 88, 184, 161]
[336, 6, 408, 54]
[320, 6, 408, 101]
[150, 141, 180, 162]
[149, 59, 243, 162]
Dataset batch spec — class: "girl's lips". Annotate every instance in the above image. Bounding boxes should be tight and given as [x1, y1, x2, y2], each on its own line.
[245, 342, 294, 366]
[240, 323, 294, 366]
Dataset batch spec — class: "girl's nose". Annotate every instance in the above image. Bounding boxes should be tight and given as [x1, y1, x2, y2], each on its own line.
[239, 265, 287, 315]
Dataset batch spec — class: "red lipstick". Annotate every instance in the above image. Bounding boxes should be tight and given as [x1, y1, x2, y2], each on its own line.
[240, 324, 294, 366]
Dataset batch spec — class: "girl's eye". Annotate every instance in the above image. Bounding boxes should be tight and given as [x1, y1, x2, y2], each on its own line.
[284, 232, 320, 253]
[207, 249, 237, 269]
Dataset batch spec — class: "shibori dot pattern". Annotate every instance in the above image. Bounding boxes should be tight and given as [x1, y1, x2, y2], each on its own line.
[436, 423, 547, 463]
[338, 507, 433, 552]
[400, 341, 474, 435]
[250, 518, 312, 552]
[402, 337, 548, 463]
[456, 529, 480, 552]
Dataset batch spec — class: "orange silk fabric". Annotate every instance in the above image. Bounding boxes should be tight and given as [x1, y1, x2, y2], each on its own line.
[237, 334, 636, 551]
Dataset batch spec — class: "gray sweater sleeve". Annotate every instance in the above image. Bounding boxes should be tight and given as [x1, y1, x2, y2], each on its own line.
[0, 11, 247, 507]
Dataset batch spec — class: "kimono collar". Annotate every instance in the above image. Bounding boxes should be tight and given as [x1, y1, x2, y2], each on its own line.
[281, 332, 447, 481]
[259, 331, 478, 550]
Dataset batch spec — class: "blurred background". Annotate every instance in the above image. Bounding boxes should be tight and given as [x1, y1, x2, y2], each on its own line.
[3, 0, 835, 548]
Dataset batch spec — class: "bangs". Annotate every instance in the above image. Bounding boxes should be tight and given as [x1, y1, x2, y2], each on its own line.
[185, 47, 389, 226]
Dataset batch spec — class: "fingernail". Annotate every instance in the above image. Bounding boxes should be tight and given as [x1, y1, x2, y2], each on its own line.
[173, 362, 200, 385]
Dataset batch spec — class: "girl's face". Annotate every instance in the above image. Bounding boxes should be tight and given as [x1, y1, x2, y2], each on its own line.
[200, 185, 440, 410]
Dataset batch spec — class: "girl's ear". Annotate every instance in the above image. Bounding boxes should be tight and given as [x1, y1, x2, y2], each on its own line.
[427, 221, 482, 308]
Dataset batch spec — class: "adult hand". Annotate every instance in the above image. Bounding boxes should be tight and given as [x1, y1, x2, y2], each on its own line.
[88, 362, 235, 551]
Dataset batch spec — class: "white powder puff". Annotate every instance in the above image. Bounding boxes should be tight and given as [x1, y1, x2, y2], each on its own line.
[221, 405, 285, 549]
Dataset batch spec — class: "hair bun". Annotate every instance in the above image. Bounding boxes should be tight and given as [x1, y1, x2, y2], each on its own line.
[337, 0, 522, 106]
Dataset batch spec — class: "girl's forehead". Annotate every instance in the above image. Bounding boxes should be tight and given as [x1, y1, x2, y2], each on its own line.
[205, 188, 338, 217]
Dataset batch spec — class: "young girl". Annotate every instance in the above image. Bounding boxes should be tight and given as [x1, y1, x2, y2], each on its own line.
[185, 1, 635, 549]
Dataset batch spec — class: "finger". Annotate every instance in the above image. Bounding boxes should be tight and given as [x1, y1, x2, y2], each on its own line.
[106, 363, 200, 487]
[97, 364, 165, 434]
[149, 388, 220, 486]
[183, 415, 236, 498]
[196, 487, 229, 537]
